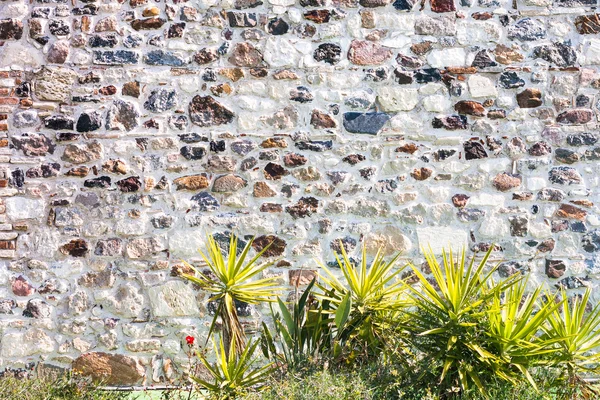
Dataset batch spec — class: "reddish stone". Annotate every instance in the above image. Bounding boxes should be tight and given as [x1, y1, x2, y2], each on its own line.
[454, 100, 485, 117]
[304, 10, 331, 23]
[517, 88, 543, 108]
[556, 109, 593, 125]
[452, 194, 470, 208]
[131, 17, 166, 30]
[12, 275, 34, 296]
[283, 153, 307, 167]
[348, 40, 392, 65]
[310, 110, 337, 129]
[493, 173, 522, 191]
[395, 143, 418, 154]
[411, 167, 433, 181]
[431, 0, 455, 13]
[556, 204, 587, 221]
[545, 260, 566, 279]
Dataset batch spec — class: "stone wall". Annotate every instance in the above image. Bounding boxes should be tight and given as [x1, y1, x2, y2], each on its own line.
[1, 0, 600, 386]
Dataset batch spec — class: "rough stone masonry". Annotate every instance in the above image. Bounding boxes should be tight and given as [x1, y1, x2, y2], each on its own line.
[1, 0, 600, 386]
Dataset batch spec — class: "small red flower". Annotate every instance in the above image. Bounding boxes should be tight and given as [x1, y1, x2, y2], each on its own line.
[185, 335, 195, 345]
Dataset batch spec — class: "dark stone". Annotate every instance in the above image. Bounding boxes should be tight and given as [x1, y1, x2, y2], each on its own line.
[304, 10, 331, 23]
[131, 17, 167, 30]
[180, 146, 206, 160]
[313, 43, 342, 65]
[252, 235, 287, 257]
[343, 112, 390, 134]
[0, 18, 23, 40]
[10, 169, 24, 188]
[463, 141, 488, 160]
[286, 197, 319, 218]
[330, 236, 357, 253]
[23, 299, 52, 319]
[555, 276, 590, 290]
[76, 111, 102, 132]
[575, 14, 600, 34]
[471, 50, 497, 68]
[49, 19, 69, 36]
[84, 176, 111, 189]
[392, 0, 416, 9]
[116, 176, 141, 192]
[498, 71, 525, 89]
[571, 221, 588, 233]
[267, 18, 288, 35]
[567, 132, 598, 146]
[533, 42, 577, 67]
[583, 147, 600, 160]
[556, 109, 593, 125]
[295, 140, 333, 152]
[548, 166, 583, 185]
[207, 298, 254, 316]
[555, 148, 580, 164]
[144, 50, 188, 66]
[498, 261, 526, 277]
[44, 115, 75, 130]
[144, 89, 177, 113]
[210, 140, 226, 153]
[179, 133, 207, 144]
[226, 12, 257, 27]
[283, 153, 307, 167]
[11, 133, 56, 156]
[93, 50, 139, 65]
[433, 115, 468, 130]
[415, 68, 442, 83]
[433, 149, 456, 161]
[167, 22, 185, 38]
[290, 86, 313, 103]
[545, 259, 566, 279]
[431, 0, 456, 12]
[89, 34, 118, 48]
[26, 163, 60, 178]
[583, 230, 600, 252]
[241, 157, 257, 171]
[393, 69, 414, 84]
[189, 96, 234, 127]
[191, 192, 220, 211]
[343, 154, 366, 165]
[60, 239, 90, 257]
[528, 141, 551, 156]
[264, 162, 289, 180]
[454, 101, 485, 116]
[507, 18, 545, 41]
[509, 215, 528, 237]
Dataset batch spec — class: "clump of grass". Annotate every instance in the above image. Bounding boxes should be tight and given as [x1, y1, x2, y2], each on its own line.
[0, 372, 127, 400]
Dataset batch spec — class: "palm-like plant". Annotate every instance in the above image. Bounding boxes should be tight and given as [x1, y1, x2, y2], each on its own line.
[317, 244, 406, 358]
[487, 279, 560, 389]
[402, 247, 521, 397]
[193, 335, 275, 400]
[542, 288, 600, 392]
[182, 234, 281, 356]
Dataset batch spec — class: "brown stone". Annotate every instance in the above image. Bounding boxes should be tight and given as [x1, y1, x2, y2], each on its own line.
[492, 173, 522, 191]
[261, 137, 288, 148]
[517, 88, 543, 108]
[219, 68, 245, 82]
[72, 352, 144, 386]
[411, 41, 433, 55]
[47, 41, 69, 64]
[556, 204, 587, 220]
[348, 40, 392, 66]
[273, 70, 300, 80]
[131, 17, 166, 31]
[571, 199, 593, 207]
[451, 194, 470, 208]
[253, 181, 276, 197]
[310, 110, 337, 129]
[103, 159, 128, 175]
[122, 81, 140, 98]
[260, 203, 283, 213]
[189, 96, 235, 127]
[228, 42, 263, 67]
[304, 10, 331, 23]
[0, 18, 23, 40]
[195, 48, 220, 64]
[252, 235, 287, 257]
[212, 174, 247, 192]
[174, 175, 209, 191]
[289, 270, 317, 286]
[431, 0, 455, 13]
[210, 83, 233, 96]
[60, 239, 90, 257]
[66, 166, 89, 177]
[537, 239, 555, 253]
[556, 109, 593, 125]
[395, 143, 418, 154]
[283, 153, 307, 167]
[264, 162, 289, 180]
[494, 44, 524, 64]
[454, 100, 485, 116]
[575, 14, 600, 34]
[411, 167, 433, 181]
[472, 12, 493, 20]
[545, 260, 566, 279]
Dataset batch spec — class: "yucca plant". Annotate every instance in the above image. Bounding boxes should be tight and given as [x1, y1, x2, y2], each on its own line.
[401, 247, 521, 397]
[541, 288, 600, 396]
[316, 244, 406, 360]
[486, 279, 561, 389]
[192, 335, 275, 400]
[261, 278, 331, 370]
[182, 234, 281, 356]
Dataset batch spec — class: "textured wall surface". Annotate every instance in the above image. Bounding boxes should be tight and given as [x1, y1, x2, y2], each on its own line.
[1, 0, 600, 385]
